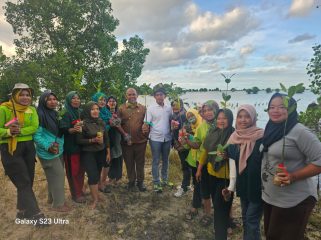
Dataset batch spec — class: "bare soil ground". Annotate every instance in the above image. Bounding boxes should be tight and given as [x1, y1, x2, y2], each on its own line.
[0, 146, 320, 240]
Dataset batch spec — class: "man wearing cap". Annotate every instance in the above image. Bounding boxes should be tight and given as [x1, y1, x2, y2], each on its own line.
[143, 84, 173, 192]
[118, 88, 148, 192]
[0, 83, 48, 225]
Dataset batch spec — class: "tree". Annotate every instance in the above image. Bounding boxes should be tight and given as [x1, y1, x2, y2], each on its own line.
[307, 44, 321, 94]
[266, 87, 272, 93]
[252, 86, 260, 94]
[2, 0, 149, 102]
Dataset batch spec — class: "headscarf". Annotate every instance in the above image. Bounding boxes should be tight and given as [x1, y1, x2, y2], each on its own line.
[201, 100, 219, 127]
[91, 92, 112, 123]
[63, 91, 81, 121]
[1, 88, 33, 155]
[81, 101, 101, 124]
[262, 93, 298, 152]
[186, 108, 203, 132]
[203, 109, 234, 171]
[228, 104, 264, 174]
[106, 95, 118, 113]
[37, 91, 60, 137]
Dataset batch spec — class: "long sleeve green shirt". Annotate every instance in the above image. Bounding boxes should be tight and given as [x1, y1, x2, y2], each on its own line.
[0, 105, 39, 143]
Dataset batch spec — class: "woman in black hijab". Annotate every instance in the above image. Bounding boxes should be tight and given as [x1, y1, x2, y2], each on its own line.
[34, 90, 70, 212]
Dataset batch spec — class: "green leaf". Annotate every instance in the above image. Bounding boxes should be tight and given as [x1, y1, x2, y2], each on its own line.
[280, 83, 287, 92]
[282, 97, 289, 108]
[208, 151, 217, 155]
[215, 156, 224, 162]
[288, 86, 296, 98]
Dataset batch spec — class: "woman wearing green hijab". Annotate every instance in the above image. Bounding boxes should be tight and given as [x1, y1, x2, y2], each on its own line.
[59, 91, 85, 203]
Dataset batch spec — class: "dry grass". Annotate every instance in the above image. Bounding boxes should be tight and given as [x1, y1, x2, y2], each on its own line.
[0, 147, 321, 240]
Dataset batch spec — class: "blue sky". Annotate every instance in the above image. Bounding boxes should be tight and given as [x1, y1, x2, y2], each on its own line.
[1, 0, 320, 90]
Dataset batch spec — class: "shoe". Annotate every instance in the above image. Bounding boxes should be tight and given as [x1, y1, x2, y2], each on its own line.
[161, 180, 174, 188]
[153, 184, 163, 193]
[174, 187, 186, 197]
[137, 181, 147, 192]
[127, 182, 138, 192]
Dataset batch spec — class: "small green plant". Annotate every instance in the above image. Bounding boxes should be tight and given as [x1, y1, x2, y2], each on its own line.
[209, 73, 236, 161]
[279, 83, 305, 163]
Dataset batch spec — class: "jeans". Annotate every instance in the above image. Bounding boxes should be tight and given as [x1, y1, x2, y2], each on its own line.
[149, 140, 171, 184]
[241, 198, 263, 240]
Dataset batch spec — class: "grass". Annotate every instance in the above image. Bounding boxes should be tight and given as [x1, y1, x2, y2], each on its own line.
[0, 146, 321, 240]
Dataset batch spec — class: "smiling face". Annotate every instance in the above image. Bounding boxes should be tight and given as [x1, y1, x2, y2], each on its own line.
[268, 96, 288, 123]
[202, 105, 215, 122]
[46, 94, 58, 110]
[90, 104, 100, 118]
[17, 89, 32, 106]
[236, 110, 252, 130]
[70, 95, 81, 108]
[216, 111, 228, 129]
[97, 97, 106, 108]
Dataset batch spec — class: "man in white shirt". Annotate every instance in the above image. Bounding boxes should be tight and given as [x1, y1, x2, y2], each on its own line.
[143, 85, 172, 192]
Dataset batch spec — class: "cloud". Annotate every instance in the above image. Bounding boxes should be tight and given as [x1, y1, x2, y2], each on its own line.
[288, 33, 316, 43]
[240, 45, 255, 56]
[186, 7, 260, 42]
[265, 54, 296, 63]
[288, 0, 314, 17]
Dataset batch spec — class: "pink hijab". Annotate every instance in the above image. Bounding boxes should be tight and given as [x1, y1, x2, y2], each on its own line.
[228, 104, 264, 174]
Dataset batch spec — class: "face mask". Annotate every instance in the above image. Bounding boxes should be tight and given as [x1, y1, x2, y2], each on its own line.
[188, 116, 196, 124]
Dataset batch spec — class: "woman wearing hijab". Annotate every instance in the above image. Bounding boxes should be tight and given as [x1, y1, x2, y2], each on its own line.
[170, 99, 191, 197]
[196, 109, 235, 240]
[261, 93, 321, 240]
[184, 100, 219, 225]
[106, 96, 123, 186]
[0, 83, 47, 225]
[59, 91, 85, 203]
[77, 101, 110, 209]
[223, 105, 264, 240]
[34, 91, 70, 212]
[92, 92, 112, 193]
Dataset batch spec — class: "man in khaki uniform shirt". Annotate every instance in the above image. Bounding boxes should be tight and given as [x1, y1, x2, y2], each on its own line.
[118, 88, 148, 191]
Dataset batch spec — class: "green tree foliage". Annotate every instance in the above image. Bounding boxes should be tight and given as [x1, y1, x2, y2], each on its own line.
[1, 0, 149, 103]
[265, 87, 272, 93]
[307, 44, 321, 94]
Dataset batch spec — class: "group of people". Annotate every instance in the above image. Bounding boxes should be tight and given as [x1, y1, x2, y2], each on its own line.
[1, 83, 321, 240]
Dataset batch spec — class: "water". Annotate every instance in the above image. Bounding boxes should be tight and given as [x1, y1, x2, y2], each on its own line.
[138, 90, 318, 128]
[138, 90, 320, 187]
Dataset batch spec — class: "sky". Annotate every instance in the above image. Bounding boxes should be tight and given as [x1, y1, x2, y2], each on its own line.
[1, 0, 321, 90]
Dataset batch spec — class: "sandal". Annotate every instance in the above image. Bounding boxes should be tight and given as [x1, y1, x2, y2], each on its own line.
[185, 209, 198, 220]
[200, 215, 212, 227]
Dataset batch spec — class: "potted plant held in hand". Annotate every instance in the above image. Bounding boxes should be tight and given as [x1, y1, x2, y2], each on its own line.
[272, 83, 305, 187]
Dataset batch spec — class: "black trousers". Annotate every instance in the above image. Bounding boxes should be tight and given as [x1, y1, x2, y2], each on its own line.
[108, 155, 123, 180]
[178, 150, 191, 191]
[208, 175, 233, 240]
[190, 166, 202, 209]
[81, 150, 105, 185]
[0, 141, 40, 217]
